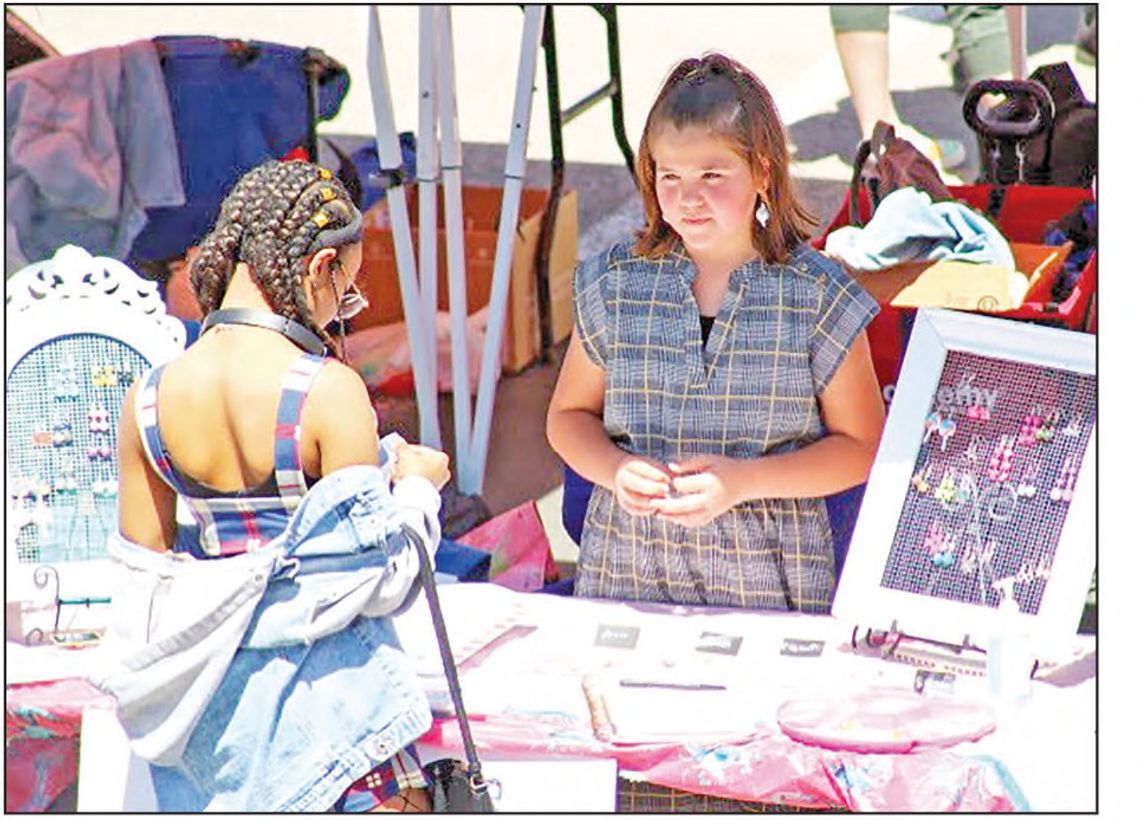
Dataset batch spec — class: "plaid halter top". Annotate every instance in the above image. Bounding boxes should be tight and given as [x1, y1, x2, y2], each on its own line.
[135, 352, 327, 558]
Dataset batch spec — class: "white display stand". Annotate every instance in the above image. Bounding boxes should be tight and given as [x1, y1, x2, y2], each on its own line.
[832, 308, 1096, 654]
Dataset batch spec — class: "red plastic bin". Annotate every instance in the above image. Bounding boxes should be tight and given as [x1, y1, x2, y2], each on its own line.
[814, 184, 1096, 400]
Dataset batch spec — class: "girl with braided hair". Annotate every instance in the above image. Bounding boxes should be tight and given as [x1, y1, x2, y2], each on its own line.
[113, 159, 448, 812]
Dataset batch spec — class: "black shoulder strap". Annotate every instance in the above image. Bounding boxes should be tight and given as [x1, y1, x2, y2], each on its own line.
[404, 524, 493, 799]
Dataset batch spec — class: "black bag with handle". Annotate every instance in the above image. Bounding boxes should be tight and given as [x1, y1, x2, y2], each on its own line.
[964, 62, 1096, 189]
[405, 524, 497, 812]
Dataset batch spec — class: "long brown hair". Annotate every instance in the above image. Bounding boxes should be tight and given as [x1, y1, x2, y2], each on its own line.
[634, 53, 816, 263]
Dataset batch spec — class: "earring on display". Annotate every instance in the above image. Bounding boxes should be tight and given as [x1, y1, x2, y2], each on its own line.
[1035, 409, 1058, 444]
[986, 434, 1014, 483]
[55, 460, 79, 495]
[910, 463, 933, 494]
[1017, 406, 1043, 446]
[966, 402, 991, 421]
[92, 480, 118, 499]
[51, 415, 73, 447]
[55, 357, 80, 400]
[937, 410, 957, 452]
[924, 409, 943, 444]
[88, 405, 111, 435]
[1015, 460, 1039, 499]
[1050, 456, 1077, 503]
[934, 467, 957, 503]
[1061, 412, 1084, 438]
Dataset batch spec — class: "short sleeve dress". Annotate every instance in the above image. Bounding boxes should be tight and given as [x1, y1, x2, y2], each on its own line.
[572, 239, 879, 613]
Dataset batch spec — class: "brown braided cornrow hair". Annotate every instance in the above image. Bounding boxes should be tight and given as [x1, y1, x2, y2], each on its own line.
[190, 159, 361, 358]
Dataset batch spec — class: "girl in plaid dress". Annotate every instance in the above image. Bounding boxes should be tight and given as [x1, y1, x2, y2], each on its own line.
[548, 53, 885, 612]
[117, 160, 447, 811]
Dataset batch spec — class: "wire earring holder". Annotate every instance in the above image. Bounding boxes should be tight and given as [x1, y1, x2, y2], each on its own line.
[23, 564, 111, 645]
[848, 620, 1000, 677]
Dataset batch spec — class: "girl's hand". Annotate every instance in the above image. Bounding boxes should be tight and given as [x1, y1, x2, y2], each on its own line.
[393, 443, 451, 490]
[652, 455, 743, 528]
[613, 456, 672, 517]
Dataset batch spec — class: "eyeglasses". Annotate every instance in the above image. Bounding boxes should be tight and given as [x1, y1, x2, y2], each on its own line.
[330, 260, 369, 321]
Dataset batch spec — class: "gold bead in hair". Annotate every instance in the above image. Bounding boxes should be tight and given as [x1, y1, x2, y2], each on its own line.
[312, 211, 330, 228]
[320, 187, 336, 202]
[318, 167, 333, 180]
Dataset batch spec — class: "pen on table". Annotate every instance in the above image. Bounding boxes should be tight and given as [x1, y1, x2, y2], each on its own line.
[618, 679, 727, 691]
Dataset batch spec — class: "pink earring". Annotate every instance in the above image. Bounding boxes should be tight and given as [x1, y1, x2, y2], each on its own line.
[987, 434, 1014, 482]
[1018, 406, 1043, 446]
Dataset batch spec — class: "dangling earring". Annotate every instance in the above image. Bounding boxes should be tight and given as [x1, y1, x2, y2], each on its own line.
[755, 200, 770, 228]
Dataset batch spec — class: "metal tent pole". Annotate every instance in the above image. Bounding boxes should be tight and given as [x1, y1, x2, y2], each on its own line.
[365, 6, 441, 448]
[463, 4, 545, 493]
[416, 5, 442, 449]
[434, 6, 474, 487]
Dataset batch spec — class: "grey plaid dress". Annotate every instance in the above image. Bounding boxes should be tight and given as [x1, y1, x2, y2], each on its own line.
[572, 239, 878, 612]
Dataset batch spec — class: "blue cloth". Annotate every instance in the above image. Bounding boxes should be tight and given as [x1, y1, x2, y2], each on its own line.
[351, 134, 418, 211]
[98, 464, 440, 812]
[434, 537, 492, 582]
[129, 36, 349, 263]
[824, 187, 1014, 271]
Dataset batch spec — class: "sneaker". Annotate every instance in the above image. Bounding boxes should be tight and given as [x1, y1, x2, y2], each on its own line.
[894, 123, 968, 171]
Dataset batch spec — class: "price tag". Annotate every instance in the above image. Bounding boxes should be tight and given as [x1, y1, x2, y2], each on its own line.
[779, 638, 825, 658]
[594, 624, 640, 649]
[695, 631, 743, 656]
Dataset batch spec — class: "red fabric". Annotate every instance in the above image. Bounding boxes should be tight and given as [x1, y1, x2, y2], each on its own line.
[457, 501, 559, 592]
[814, 184, 1097, 396]
[5, 678, 114, 813]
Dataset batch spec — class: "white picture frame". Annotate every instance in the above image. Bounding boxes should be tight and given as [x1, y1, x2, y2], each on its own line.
[832, 308, 1096, 652]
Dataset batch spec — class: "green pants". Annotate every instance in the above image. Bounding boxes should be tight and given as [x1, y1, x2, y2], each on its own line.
[829, 5, 1010, 85]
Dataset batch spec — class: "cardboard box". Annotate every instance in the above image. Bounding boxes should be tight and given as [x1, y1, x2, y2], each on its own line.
[850, 242, 1072, 313]
[355, 186, 578, 372]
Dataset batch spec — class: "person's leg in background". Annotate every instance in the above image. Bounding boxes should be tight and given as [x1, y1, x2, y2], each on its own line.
[1074, 4, 1096, 65]
[942, 4, 1011, 91]
[830, 5, 967, 170]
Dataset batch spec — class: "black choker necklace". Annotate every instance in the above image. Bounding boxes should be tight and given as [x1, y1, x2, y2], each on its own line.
[201, 308, 327, 356]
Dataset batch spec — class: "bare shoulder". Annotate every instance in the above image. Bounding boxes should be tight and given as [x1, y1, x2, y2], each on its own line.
[307, 358, 375, 427]
[312, 358, 370, 401]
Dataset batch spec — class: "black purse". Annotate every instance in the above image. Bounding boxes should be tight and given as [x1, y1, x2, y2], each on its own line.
[406, 525, 497, 813]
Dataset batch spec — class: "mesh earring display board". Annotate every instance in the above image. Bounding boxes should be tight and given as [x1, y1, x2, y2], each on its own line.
[833, 308, 1096, 650]
[7, 334, 148, 565]
[878, 352, 1095, 616]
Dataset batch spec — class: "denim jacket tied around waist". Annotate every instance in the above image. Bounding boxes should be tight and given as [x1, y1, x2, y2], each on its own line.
[96, 461, 441, 812]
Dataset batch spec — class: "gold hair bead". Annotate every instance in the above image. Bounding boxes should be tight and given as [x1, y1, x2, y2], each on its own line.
[318, 167, 333, 180]
[312, 211, 330, 228]
[320, 187, 336, 202]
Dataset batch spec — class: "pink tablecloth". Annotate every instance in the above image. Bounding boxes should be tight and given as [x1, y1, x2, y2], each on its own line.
[5, 677, 114, 813]
[420, 711, 1028, 812]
